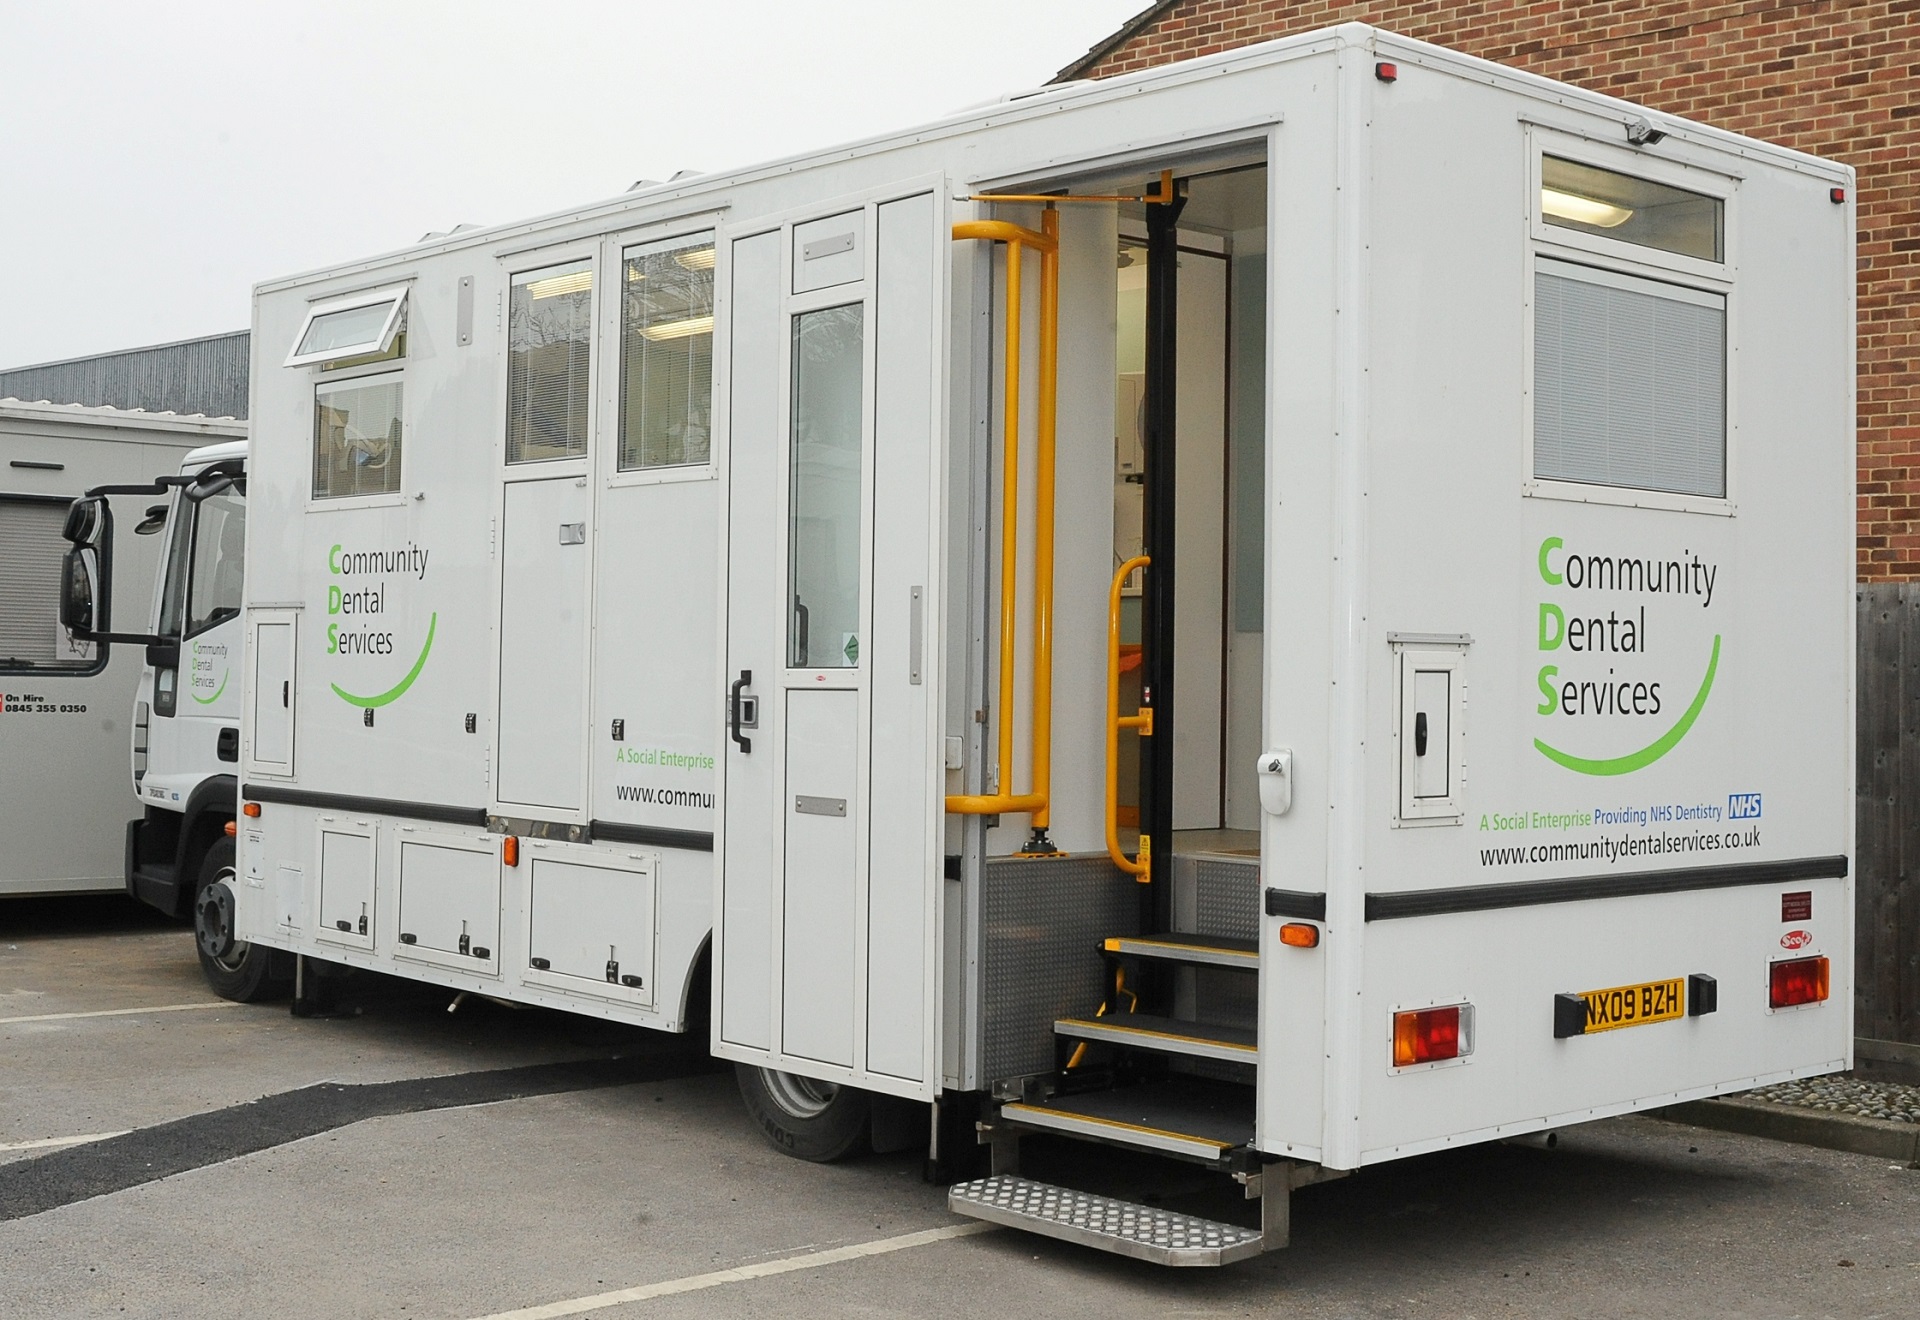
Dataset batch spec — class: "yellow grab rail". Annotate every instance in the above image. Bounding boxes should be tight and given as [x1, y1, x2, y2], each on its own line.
[1106, 555, 1152, 883]
[945, 209, 1062, 843]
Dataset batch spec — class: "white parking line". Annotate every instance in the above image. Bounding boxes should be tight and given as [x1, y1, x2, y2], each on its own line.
[0, 1001, 227, 1025]
[0, 1130, 131, 1152]
[469, 1222, 998, 1319]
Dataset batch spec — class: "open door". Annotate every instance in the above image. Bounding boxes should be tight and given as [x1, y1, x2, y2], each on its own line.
[717, 180, 947, 1098]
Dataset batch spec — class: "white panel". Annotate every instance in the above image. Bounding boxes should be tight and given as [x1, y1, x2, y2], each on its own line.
[248, 616, 296, 772]
[1396, 649, 1464, 823]
[396, 835, 501, 973]
[792, 210, 865, 293]
[782, 687, 860, 1067]
[864, 191, 936, 1082]
[527, 852, 656, 1004]
[1174, 250, 1228, 829]
[497, 477, 589, 809]
[315, 823, 375, 949]
[719, 228, 785, 1050]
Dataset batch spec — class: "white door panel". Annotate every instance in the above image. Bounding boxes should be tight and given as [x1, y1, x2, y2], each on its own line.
[498, 478, 589, 810]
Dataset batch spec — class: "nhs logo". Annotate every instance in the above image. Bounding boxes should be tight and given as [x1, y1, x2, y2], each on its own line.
[1729, 793, 1763, 821]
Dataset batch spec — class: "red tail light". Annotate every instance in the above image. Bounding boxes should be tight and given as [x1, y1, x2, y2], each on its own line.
[1770, 956, 1829, 1009]
[1393, 1004, 1467, 1066]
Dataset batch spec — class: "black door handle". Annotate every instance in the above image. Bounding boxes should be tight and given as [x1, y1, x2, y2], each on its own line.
[794, 596, 809, 666]
[1415, 711, 1429, 757]
[730, 670, 753, 753]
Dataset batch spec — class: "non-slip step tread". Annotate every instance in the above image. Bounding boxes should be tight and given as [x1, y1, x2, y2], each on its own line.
[950, 1175, 1264, 1267]
[1103, 933, 1258, 968]
[1054, 1012, 1257, 1062]
[1002, 1077, 1255, 1160]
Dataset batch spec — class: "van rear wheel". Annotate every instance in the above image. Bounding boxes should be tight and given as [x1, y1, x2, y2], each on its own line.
[193, 837, 288, 1003]
[734, 1063, 871, 1162]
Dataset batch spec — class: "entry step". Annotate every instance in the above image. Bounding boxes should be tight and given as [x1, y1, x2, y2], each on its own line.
[1054, 1012, 1257, 1064]
[1001, 1077, 1254, 1162]
[949, 1175, 1265, 1267]
[1103, 932, 1258, 970]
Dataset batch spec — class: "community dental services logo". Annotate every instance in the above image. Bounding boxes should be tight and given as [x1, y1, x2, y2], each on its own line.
[1532, 535, 1721, 777]
[325, 541, 436, 708]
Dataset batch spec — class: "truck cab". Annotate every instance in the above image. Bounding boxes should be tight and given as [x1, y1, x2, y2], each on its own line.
[61, 439, 285, 996]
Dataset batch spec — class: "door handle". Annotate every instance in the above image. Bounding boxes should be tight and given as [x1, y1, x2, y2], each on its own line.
[793, 596, 809, 666]
[730, 670, 753, 753]
[1415, 711, 1428, 757]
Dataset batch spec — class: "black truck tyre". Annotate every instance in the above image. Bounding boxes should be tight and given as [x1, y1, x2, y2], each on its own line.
[735, 1063, 872, 1162]
[192, 837, 289, 1002]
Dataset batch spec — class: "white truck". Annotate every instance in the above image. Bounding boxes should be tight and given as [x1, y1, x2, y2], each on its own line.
[1, 401, 241, 898]
[62, 25, 1856, 1265]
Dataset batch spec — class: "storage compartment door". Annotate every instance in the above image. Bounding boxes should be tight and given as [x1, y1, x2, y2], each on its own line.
[396, 832, 502, 974]
[314, 820, 375, 949]
[247, 611, 298, 774]
[497, 478, 590, 811]
[524, 849, 655, 1006]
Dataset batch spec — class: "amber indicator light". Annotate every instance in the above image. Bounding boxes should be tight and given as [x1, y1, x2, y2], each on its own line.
[242, 802, 262, 818]
[502, 836, 520, 868]
[1279, 922, 1320, 948]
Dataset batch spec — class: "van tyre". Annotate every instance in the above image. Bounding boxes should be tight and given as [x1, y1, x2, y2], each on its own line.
[734, 1063, 871, 1162]
[192, 837, 288, 1002]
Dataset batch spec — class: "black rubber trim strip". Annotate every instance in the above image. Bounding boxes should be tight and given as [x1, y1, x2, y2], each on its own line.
[0, 1051, 720, 1223]
[242, 784, 487, 828]
[1365, 855, 1850, 921]
[591, 820, 715, 852]
[1264, 888, 1328, 921]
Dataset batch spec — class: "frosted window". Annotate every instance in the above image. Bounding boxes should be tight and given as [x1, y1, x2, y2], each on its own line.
[507, 261, 593, 463]
[1534, 261, 1725, 499]
[787, 304, 864, 669]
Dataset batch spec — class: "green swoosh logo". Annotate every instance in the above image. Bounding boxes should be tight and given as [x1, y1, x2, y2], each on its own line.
[1535, 634, 1720, 777]
[190, 669, 229, 705]
[331, 612, 436, 709]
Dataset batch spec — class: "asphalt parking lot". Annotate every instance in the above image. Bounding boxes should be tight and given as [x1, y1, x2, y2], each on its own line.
[4, 896, 1919, 1319]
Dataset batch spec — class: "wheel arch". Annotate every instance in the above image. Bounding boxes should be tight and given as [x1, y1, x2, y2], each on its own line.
[172, 773, 237, 913]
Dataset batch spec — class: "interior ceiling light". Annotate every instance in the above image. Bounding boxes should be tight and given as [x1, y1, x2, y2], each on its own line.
[525, 269, 593, 299]
[675, 247, 717, 271]
[639, 313, 714, 342]
[1542, 187, 1633, 229]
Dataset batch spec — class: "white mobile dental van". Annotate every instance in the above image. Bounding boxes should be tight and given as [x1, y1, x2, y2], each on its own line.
[64, 25, 1854, 1265]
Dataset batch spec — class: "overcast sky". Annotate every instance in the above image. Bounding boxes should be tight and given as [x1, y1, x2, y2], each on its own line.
[0, 0, 1144, 368]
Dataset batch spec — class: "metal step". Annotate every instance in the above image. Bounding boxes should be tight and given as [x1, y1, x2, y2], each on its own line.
[1000, 1077, 1254, 1162]
[1104, 932, 1258, 970]
[950, 1175, 1264, 1266]
[1054, 1012, 1257, 1064]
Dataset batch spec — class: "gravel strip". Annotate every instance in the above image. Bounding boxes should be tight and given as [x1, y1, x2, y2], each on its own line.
[1744, 1075, 1920, 1124]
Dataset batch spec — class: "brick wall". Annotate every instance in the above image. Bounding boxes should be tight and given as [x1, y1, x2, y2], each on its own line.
[1067, 2, 1918, 580]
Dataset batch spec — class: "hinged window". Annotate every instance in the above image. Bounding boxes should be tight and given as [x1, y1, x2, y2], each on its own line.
[286, 286, 409, 367]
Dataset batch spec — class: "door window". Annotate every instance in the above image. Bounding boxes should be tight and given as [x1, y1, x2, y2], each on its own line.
[619, 236, 715, 469]
[184, 491, 246, 638]
[787, 303, 864, 669]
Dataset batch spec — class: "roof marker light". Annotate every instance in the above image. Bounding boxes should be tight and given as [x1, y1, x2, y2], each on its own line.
[1830, 186, 1847, 204]
[1375, 61, 1398, 83]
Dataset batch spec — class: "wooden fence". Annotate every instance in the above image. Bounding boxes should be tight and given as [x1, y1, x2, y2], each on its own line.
[1856, 584, 1920, 1057]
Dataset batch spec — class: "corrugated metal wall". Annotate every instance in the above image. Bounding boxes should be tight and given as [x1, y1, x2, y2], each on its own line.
[0, 331, 249, 419]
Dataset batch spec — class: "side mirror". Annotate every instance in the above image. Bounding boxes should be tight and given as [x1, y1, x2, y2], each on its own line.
[62, 494, 107, 548]
[61, 546, 103, 636]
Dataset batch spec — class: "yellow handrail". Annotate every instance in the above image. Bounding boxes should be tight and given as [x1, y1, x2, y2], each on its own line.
[1106, 556, 1152, 883]
[946, 209, 1062, 840]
